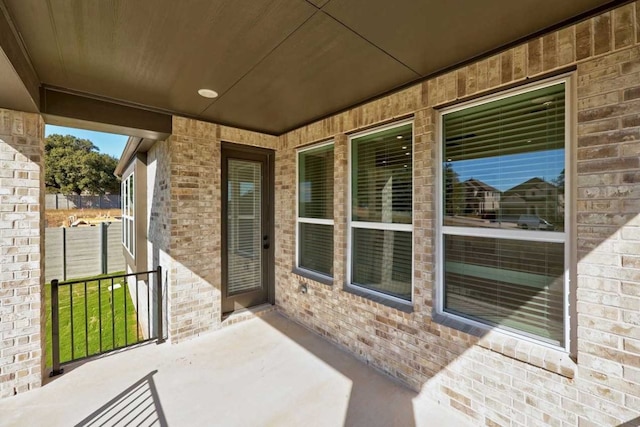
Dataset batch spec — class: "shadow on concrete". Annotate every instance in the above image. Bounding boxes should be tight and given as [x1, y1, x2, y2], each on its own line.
[618, 416, 640, 427]
[74, 370, 167, 427]
[260, 312, 417, 427]
[44, 341, 159, 384]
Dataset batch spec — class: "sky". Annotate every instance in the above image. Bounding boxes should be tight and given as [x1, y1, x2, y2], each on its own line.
[45, 125, 128, 158]
[451, 149, 565, 192]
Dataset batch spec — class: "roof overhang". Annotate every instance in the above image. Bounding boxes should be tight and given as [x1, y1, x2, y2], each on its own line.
[115, 136, 157, 177]
[0, 0, 632, 136]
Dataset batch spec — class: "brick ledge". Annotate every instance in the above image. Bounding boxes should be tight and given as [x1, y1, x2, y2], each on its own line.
[478, 331, 576, 379]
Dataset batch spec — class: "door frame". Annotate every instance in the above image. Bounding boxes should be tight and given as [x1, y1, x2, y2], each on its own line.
[221, 142, 275, 314]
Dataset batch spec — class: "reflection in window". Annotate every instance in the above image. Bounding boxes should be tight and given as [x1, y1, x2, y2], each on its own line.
[440, 80, 568, 347]
[443, 83, 565, 232]
[352, 124, 413, 224]
[444, 235, 564, 344]
[297, 143, 334, 277]
[350, 122, 413, 301]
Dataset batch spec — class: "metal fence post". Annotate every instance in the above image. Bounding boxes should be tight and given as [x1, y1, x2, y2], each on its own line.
[156, 266, 165, 344]
[50, 280, 63, 376]
[101, 222, 108, 275]
[62, 228, 67, 281]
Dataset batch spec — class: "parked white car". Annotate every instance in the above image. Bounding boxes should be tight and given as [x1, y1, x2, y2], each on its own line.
[517, 214, 554, 230]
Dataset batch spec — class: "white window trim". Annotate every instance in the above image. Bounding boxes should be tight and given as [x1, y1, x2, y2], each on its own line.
[296, 141, 335, 279]
[122, 172, 135, 257]
[347, 119, 415, 303]
[435, 75, 574, 352]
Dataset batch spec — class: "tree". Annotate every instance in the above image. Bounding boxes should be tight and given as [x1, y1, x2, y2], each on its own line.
[45, 134, 120, 195]
[444, 163, 464, 215]
[552, 169, 565, 190]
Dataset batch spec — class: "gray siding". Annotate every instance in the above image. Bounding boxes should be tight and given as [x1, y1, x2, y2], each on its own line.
[45, 194, 121, 210]
[44, 222, 125, 282]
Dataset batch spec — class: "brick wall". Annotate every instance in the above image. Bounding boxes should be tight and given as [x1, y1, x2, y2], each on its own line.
[0, 109, 45, 398]
[275, 2, 640, 425]
[156, 118, 277, 343]
[114, 3, 639, 424]
[147, 140, 171, 339]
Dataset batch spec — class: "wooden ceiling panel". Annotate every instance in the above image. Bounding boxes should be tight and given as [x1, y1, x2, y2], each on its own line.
[5, 0, 316, 116]
[1, 0, 625, 134]
[201, 12, 418, 134]
[322, 0, 615, 76]
[306, 0, 331, 8]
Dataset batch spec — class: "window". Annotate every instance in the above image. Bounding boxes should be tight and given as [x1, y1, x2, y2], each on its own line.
[438, 78, 569, 348]
[297, 143, 334, 278]
[122, 173, 135, 256]
[349, 121, 413, 302]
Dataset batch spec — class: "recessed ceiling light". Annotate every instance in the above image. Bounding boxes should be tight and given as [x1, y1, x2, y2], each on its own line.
[396, 135, 403, 139]
[447, 158, 452, 162]
[198, 89, 218, 99]
[402, 146, 407, 150]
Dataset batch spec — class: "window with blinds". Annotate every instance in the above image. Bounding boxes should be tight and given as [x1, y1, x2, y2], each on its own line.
[439, 80, 568, 347]
[297, 143, 334, 277]
[121, 173, 134, 256]
[349, 122, 413, 301]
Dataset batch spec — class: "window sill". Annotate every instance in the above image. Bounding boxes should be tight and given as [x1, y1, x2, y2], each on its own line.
[292, 267, 333, 286]
[432, 312, 575, 379]
[343, 285, 413, 313]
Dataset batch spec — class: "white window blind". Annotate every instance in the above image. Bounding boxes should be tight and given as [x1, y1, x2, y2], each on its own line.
[350, 122, 413, 301]
[440, 81, 568, 347]
[227, 159, 262, 294]
[121, 173, 134, 256]
[298, 143, 334, 277]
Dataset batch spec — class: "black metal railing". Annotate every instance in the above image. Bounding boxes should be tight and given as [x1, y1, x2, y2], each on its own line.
[49, 266, 164, 376]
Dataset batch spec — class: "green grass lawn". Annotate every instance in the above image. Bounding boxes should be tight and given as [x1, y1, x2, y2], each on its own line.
[45, 272, 141, 367]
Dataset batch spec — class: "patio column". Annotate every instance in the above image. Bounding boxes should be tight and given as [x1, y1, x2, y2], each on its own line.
[0, 109, 45, 398]
[165, 117, 220, 343]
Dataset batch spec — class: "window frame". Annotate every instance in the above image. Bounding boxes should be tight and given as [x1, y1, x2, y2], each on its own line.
[435, 75, 573, 351]
[295, 141, 335, 281]
[121, 172, 135, 257]
[346, 119, 415, 305]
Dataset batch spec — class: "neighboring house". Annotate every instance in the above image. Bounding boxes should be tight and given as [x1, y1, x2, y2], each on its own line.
[502, 177, 564, 225]
[1, 1, 640, 426]
[461, 178, 501, 216]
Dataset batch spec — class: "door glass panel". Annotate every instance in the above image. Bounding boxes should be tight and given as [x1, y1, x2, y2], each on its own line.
[227, 159, 262, 295]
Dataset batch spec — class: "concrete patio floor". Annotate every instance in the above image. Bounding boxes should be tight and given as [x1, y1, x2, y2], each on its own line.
[0, 311, 475, 427]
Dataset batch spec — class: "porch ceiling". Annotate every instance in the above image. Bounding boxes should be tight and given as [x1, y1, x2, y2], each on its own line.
[0, 0, 626, 135]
